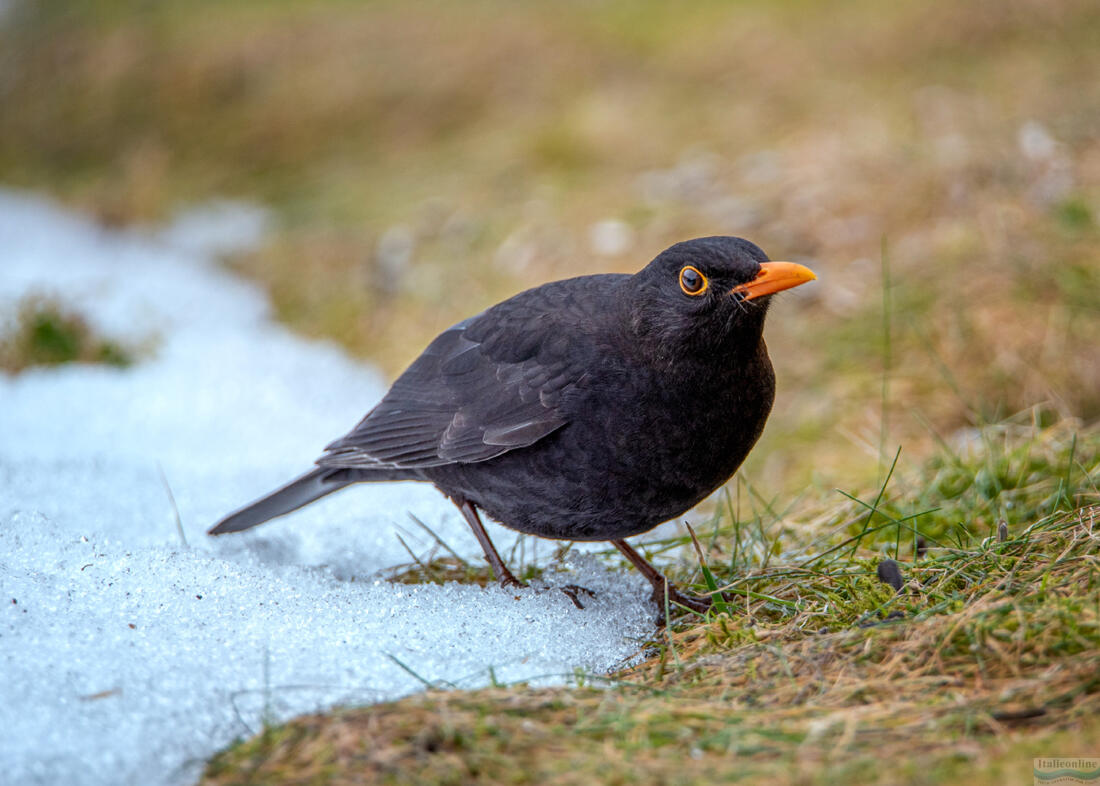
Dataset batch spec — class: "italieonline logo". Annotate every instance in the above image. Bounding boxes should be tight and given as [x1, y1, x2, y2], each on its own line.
[1034, 758, 1100, 785]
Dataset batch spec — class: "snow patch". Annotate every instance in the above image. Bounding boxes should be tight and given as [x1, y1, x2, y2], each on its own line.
[0, 190, 653, 785]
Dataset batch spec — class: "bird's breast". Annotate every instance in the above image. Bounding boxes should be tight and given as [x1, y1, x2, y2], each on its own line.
[569, 343, 776, 511]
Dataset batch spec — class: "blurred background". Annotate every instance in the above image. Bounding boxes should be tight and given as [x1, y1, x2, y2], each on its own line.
[2, 0, 1097, 502]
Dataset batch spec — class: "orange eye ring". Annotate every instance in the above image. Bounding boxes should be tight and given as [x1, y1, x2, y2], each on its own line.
[679, 265, 708, 296]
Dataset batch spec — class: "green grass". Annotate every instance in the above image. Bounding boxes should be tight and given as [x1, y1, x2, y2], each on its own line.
[0, 296, 135, 373]
[201, 415, 1099, 784]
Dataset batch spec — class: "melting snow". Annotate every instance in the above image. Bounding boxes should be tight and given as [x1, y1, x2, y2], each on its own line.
[0, 190, 654, 785]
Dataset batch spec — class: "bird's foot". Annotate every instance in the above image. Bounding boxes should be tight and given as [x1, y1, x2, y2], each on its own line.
[651, 581, 716, 625]
[611, 539, 717, 624]
[498, 574, 529, 590]
[559, 584, 597, 610]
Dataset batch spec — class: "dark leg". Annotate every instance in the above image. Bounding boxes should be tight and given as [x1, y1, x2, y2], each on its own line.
[455, 498, 527, 588]
[612, 539, 713, 616]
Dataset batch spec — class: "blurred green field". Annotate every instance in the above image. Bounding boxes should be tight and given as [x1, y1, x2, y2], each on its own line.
[3, 0, 1098, 499]
[2, 2, 1098, 781]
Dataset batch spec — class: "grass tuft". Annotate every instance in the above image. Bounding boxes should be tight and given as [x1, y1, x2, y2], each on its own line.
[0, 296, 136, 373]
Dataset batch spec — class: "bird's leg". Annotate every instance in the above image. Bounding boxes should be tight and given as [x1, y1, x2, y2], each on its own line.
[455, 498, 527, 589]
[612, 539, 713, 618]
[454, 500, 594, 609]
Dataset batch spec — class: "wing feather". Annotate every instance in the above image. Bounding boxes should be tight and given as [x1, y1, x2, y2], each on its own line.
[315, 277, 618, 470]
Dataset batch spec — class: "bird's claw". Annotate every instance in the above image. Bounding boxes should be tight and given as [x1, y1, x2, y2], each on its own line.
[651, 582, 718, 625]
[559, 584, 596, 609]
[498, 574, 529, 590]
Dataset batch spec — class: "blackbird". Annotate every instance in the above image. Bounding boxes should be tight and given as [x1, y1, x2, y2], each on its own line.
[210, 236, 815, 614]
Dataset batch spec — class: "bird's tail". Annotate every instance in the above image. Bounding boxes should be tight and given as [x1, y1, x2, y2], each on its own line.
[209, 467, 354, 535]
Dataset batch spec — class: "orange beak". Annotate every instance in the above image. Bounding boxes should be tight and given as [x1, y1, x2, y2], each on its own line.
[731, 261, 817, 301]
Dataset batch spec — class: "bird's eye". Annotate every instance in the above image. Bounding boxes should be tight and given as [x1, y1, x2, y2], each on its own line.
[679, 265, 708, 296]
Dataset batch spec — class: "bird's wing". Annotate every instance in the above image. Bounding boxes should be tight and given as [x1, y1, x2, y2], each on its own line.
[318, 278, 613, 469]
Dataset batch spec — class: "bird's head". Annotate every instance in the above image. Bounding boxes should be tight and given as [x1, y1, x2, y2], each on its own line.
[627, 236, 816, 363]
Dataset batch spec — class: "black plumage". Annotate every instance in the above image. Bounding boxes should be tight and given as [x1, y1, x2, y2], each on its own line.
[211, 236, 815, 613]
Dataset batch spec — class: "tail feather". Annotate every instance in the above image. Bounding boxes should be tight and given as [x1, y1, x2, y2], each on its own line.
[209, 468, 352, 535]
